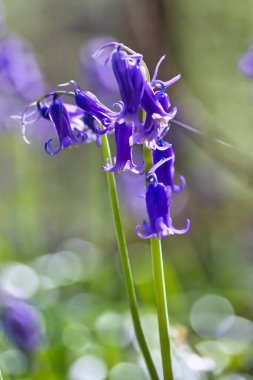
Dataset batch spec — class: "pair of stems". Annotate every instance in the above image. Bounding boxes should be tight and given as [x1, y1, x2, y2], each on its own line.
[101, 134, 174, 380]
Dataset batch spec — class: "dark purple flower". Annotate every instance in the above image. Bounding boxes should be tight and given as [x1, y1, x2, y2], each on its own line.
[141, 81, 170, 116]
[103, 121, 143, 173]
[132, 55, 180, 149]
[75, 88, 116, 130]
[152, 140, 185, 193]
[111, 47, 145, 125]
[136, 182, 190, 239]
[20, 98, 84, 134]
[132, 82, 177, 149]
[1, 298, 42, 352]
[45, 97, 87, 155]
[238, 44, 253, 78]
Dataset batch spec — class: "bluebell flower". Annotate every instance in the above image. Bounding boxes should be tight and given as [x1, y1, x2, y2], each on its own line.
[74, 87, 116, 130]
[133, 57, 180, 150]
[152, 140, 185, 193]
[136, 182, 190, 239]
[37, 101, 84, 122]
[20, 96, 84, 133]
[20, 89, 109, 150]
[94, 42, 146, 172]
[111, 47, 146, 126]
[1, 298, 42, 352]
[103, 121, 143, 173]
[45, 96, 87, 155]
[238, 44, 253, 78]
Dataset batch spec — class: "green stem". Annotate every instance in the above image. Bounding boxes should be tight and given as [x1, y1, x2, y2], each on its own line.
[143, 145, 174, 380]
[101, 134, 159, 380]
[151, 238, 174, 380]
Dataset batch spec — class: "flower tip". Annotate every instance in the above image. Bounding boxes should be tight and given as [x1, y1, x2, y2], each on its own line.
[21, 122, 31, 145]
[184, 218, 191, 233]
[58, 80, 79, 88]
[92, 41, 120, 59]
[163, 74, 181, 88]
[21, 134, 30, 145]
[11, 114, 21, 121]
[173, 218, 190, 234]
[136, 224, 147, 239]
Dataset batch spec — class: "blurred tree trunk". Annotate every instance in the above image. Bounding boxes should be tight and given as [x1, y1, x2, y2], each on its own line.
[126, 0, 168, 77]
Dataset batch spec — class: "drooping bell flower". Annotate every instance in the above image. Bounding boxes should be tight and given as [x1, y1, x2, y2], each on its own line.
[111, 47, 145, 126]
[152, 140, 185, 193]
[103, 121, 143, 174]
[136, 182, 190, 239]
[136, 82, 177, 149]
[75, 87, 116, 131]
[1, 297, 42, 352]
[133, 55, 180, 149]
[19, 97, 86, 144]
[45, 96, 87, 155]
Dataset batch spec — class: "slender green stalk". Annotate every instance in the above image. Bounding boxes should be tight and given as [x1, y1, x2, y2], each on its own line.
[144, 145, 174, 380]
[151, 238, 174, 380]
[101, 134, 159, 380]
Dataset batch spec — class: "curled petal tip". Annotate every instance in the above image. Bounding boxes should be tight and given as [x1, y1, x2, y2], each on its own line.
[21, 122, 31, 145]
[92, 41, 120, 59]
[172, 175, 186, 194]
[45, 139, 61, 155]
[22, 134, 31, 145]
[152, 55, 166, 81]
[73, 129, 88, 143]
[136, 224, 152, 239]
[173, 218, 190, 235]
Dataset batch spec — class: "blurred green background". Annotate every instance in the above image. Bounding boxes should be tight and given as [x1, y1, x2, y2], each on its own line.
[0, 0, 253, 379]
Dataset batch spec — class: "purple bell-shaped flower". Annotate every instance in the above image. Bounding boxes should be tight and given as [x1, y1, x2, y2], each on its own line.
[45, 97, 87, 155]
[136, 182, 190, 239]
[152, 140, 185, 193]
[103, 121, 143, 173]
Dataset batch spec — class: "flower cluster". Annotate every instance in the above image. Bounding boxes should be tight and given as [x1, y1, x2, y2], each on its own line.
[21, 42, 189, 239]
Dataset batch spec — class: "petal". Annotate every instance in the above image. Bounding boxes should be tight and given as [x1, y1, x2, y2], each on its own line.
[45, 138, 61, 155]
[172, 218, 190, 234]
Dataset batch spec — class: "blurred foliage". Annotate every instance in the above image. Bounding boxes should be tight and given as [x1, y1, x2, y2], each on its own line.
[0, 0, 253, 379]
